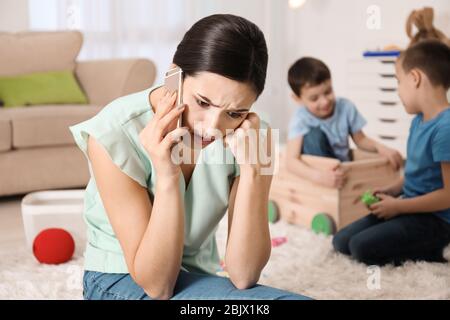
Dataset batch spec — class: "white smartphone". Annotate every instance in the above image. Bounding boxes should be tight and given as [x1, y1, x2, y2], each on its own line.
[164, 66, 184, 128]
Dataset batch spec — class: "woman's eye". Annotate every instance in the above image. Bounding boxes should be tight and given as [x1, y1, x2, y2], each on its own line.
[228, 112, 243, 119]
[196, 99, 209, 108]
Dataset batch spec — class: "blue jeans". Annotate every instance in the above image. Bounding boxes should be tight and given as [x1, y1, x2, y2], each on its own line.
[333, 213, 450, 266]
[302, 127, 338, 159]
[83, 270, 311, 300]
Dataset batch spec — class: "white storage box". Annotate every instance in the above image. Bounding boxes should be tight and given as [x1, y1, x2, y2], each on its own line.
[21, 190, 87, 255]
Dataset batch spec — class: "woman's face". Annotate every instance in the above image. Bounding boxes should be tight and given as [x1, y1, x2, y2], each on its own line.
[181, 72, 257, 148]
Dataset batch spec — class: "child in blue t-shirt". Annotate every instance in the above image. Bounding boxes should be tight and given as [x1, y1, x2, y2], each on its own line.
[333, 40, 450, 266]
[285, 57, 403, 189]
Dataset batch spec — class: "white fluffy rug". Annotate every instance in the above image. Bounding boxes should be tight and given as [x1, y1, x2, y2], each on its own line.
[1, 220, 450, 300]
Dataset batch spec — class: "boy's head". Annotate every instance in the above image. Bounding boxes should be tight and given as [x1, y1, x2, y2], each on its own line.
[396, 40, 450, 114]
[288, 57, 336, 119]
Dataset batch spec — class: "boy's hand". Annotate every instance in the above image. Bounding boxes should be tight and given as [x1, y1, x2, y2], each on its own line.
[377, 145, 403, 170]
[369, 193, 402, 219]
[373, 176, 405, 198]
[317, 164, 347, 189]
[373, 187, 396, 197]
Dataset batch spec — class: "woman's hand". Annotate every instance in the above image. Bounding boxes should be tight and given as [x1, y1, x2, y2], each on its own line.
[224, 113, 273, 288]
[370, 193, 402, 220]
[139, 89, 189, 179]
[224, 112, 273, 175]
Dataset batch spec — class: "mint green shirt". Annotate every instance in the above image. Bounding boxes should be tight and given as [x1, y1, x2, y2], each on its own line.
[69, 85, 240, 275]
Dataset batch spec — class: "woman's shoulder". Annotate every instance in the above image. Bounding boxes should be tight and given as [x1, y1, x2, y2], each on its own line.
[69, 86, 159, 187]
[70, 86, 157, 142]
[97, 87, 156, 127]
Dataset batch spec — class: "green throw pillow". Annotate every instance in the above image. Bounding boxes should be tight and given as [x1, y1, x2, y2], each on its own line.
[0, 70, 88, 107]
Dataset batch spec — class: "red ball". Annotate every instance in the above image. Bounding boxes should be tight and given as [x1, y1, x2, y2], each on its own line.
[33, 228, 75, 264]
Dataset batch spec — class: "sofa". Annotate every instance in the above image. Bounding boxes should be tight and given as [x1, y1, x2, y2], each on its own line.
[0, 31, 156, 197]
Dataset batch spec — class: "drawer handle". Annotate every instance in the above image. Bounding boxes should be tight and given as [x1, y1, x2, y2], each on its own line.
[379, 101, 397, 106]
[379, 73, 396, 78]
[379, 118, 397, 123]
[380, 60, 395, 64]
[378, 135, 397, 141]
[379, 87, 396, 92]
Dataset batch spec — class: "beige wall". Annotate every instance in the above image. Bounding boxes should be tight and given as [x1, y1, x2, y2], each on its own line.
[185, 0, 450, 141]
[0, 0, 29, 32]
[284, 0, 450, 104]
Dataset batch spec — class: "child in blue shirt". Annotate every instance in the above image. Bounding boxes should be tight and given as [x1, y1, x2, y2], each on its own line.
[333, 40, 450, 266]
[285, 57, 403, 189]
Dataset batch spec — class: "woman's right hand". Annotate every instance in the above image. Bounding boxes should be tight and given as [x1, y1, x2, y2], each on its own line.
[139, 89, 188, 179]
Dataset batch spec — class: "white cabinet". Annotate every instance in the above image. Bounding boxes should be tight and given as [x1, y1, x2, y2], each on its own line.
[346, 57, 412, 158]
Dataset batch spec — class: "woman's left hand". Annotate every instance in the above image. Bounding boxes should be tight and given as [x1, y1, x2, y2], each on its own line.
[224, 112, 273, 175]
[370, 193, 402, 220]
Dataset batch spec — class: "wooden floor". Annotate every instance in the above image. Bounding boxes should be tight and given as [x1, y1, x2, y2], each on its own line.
[0, 195, 26, 253]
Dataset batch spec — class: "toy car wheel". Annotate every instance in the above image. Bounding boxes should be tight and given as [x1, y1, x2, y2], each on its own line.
[268, 200, 279, 223]
[311, 213, 335, 235]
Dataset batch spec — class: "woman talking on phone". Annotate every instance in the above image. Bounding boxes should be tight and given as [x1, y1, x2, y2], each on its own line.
[70, 14, 309, 300]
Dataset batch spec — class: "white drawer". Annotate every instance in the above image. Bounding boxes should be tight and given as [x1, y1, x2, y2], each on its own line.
[347, 58, 396, 74]
[351, 133, 407, 157]
[347, 74, 397, 89]
[353, 99, 402, 108]
[364, 120, 409, 139]
[358, 103, 413, 122]
[368, 133, 408, 157]
[349, 89, 401, 104]
[349, 135, 407, 157]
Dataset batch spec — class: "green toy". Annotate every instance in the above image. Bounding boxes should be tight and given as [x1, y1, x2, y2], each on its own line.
[268, 200, 279, 223]
[361, 190, 380, 206]
[311, 213, 335, 235]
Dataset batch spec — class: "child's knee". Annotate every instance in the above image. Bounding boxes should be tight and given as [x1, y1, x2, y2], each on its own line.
[332, 231, 351, 255]
[348, 235, 380, 265]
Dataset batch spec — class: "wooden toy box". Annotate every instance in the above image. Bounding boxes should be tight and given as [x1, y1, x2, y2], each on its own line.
[269, 150, 401, 233]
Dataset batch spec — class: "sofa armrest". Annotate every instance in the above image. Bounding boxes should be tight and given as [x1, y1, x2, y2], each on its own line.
[75, 58, 156, 106]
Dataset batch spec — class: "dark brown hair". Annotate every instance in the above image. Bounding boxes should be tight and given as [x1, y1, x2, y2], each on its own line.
[288, 57, 331, 97]
[173, 14, 268, 97]
[400, 39, 450, 89]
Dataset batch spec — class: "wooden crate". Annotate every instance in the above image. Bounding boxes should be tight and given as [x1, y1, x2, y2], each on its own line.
[269, 150, 401, 232]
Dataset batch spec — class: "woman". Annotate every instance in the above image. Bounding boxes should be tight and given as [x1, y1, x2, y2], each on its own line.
[70, 14, 309, 300]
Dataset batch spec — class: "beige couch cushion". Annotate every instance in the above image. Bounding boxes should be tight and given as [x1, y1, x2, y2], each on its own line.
[0, 116, 12, 152]
[0, 105, 102, 149]
[0, 31, 83, 76]
[0, 145, 90, 196]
